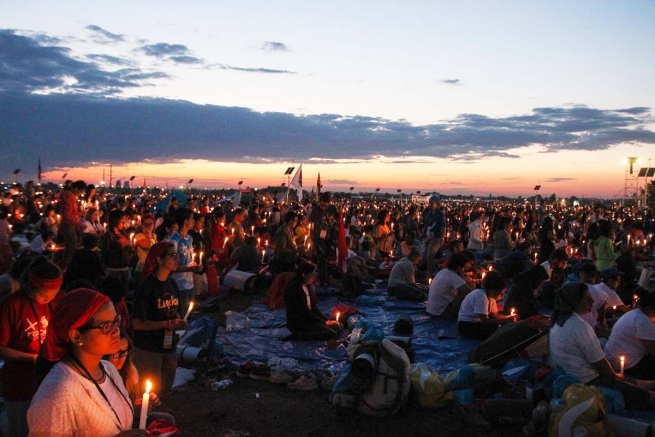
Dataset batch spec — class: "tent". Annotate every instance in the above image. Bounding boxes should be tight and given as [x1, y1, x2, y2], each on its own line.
[154, 190, 188, 213]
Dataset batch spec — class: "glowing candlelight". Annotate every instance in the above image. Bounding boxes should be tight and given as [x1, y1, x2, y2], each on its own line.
[183, 302, 194, 321]
[223, 236, 229, 248]
[489, 265, 494, 271]
[265, 239, 268, 247]
[481, 272, 486, 281]
[620, 356, 625, 375]
[129, 233, 135, 247]
[232, 228, 235, 236]
[191, 250, 195, 264]
[139, 380, 152, 429]
[199, 251, 203, 264]
[336, 312, 341, 322]
[251, 225, 255, 235]
[428, 277, 432, 285]
[612, 306, 617, 310]
[262, 249, 265, 262]
[510, 308, 515, 316]
[51, 244, 55, 250]
[307, 243, 311, 250]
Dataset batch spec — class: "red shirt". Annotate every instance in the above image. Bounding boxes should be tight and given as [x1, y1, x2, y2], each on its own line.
[0, 291, 63, 400]
[60, 190, 82, 227]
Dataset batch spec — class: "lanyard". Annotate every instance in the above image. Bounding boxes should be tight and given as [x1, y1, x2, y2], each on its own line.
[69, 355, 133, 430]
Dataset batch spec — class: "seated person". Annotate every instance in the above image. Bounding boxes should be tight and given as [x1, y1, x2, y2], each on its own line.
[229, 236, 261, 273]
[272, 211, 299, 273]
[62, 234, 104, 290]
[387, 249, 426, 302]
[604, 287, 655, 380]
[597, 267, 630, 316]
[548, 282, 655, 410]
[426, 253, 471, 318]
[503, 265, 549, 320]
[457, 271, 515, 340]
[437, 239, 465, 270]
[540, 248, 568, 280]
[499, 242, 534, 280]
[284, 263, 338, 341]
[577, 262, 609, 335]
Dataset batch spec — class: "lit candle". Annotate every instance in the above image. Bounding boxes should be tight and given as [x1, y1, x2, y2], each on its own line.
[620, 356, 625, 375]
[129, 233, 135, 247]
[191, 250, 195, 264]
[51, 244, 55, 250]
[510, 308, 515, 316]
[199, 251, 203, 264]
[489, 265, 494, 271]
[428, 277, 432, 285]
[336, 312, 341, 322]
[139, 380, 152, 429]
[232, 228, 235, 236]
[481, 272, 486, 281]
[265, 239, 268, 247]
[223, 236, 229, 248]
[307, 243, 311, 251]
[262, 249, 265, 262]
[183, 302, 194, 321]
[251, 225, 255, 235]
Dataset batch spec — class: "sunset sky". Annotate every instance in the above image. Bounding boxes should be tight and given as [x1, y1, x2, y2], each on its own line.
[1, 1, 654, 197]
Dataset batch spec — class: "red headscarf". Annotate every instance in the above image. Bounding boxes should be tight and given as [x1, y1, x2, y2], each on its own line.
[142, 241, 172, 279]
[43, 288, 110, 361]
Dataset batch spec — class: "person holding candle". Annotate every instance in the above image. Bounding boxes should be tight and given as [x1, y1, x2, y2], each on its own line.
[133, 214, 157, 280]
[593, 219, 621, 271]
[426, 253, 471, 318]
[502, 265, 549, 321]
[457, 271, 516, 340]
[169, 208, 202, 317]
[227, 208, 247, 251]
[27, 288, 148, 436]
[101, 210, 132, 295]
[422, 196, 446, 278]
[0, 257, 63, 437]
[132, 242, 188, 396]
[189, 213, 210, 299]
[387, 249, 426, 302]
[272, 211, 300, 273]
[284, 263, 338, 341]
[548, 282, 655, 410]
[58, 181, 87, 265]
[492, 217, 514, 262]
[466, 210, 485, 252]
[604, 287, 655, 380]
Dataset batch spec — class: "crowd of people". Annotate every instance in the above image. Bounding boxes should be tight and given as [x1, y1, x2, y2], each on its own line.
[0, 179, 654, 435]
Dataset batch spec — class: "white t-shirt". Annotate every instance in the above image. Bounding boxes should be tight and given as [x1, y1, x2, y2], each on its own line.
[595, 282, 624, 308]
[458, 289, 491, 323]
[540, 261, 552, 279]
[579, 283, 608, 328]
[427, 269, 466, 316]
[604, 309, 655, 370]
[548, 313, 605, 383]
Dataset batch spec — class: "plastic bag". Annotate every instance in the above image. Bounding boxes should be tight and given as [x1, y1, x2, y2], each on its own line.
[225, 311, 251, 332]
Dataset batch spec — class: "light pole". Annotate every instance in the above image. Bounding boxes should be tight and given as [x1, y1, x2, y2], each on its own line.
[237, 180, 243, 205]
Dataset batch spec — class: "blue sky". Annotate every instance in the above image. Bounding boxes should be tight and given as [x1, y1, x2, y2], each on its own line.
[1, 1, 654, 196]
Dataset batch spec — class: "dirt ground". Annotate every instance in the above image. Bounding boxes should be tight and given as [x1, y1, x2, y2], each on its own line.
[165, 291, 523, 437]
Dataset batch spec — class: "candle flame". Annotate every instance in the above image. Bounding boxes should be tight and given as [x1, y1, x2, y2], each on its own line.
[189, 302, 194, 311]
[510, 308, 515, 316]
[145, 379, 152, 394]
[336, 312, 341, 322]
[620, 356, 625, 363]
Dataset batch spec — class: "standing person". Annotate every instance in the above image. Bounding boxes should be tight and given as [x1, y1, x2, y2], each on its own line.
[423, 196, 446, 277]
[59, 180, 86, 265]
[227, 208, 247, 251]
[309, 193, 334, 286]
[0, 257, 63, 437]
[189, 213, 210, 299]
[169, 208, 202, 317]
[492, 217, 514, 261]
[594, 219, 620, 271]
[133, 214, 157, 280]
[101, 210, 132, 295]
[466, 210, 485, 252]
[132, 242, 188, 396]
[273, 211, 299, 273]
[27, 288, 147, 437]
[374, 209, 393, 256]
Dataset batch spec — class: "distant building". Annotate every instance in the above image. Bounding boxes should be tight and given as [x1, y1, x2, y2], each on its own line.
[123, 181, 130, 189]
[115, 180, 121, 189]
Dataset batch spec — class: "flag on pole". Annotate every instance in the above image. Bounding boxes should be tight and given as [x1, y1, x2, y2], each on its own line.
[38, 157, 42, 182]
[289, 164, 302, 190]
[337, 211, 348, 274]
[316, 172, 321, 201]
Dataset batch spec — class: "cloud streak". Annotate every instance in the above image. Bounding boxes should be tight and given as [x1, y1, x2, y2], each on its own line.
[260, 41, 290, 52]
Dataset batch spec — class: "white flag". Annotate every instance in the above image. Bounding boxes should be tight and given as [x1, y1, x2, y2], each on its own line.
[289, 164, 302, 190]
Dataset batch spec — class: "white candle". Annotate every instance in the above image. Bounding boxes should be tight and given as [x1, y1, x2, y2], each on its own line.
[262, 250, 265, 262]
[510, 308, 516, 316]
[336, 312, 341, 322]
[139, 380, 152, 429]
[183, 302, 194, 321]
[251, 225, 255, 235]
[129, 233, 135, 247]
[620, 356, 625, 375]
[223, 237, 229, 248]
[199, 251, 203, 264]
[191, 250, 195, 264]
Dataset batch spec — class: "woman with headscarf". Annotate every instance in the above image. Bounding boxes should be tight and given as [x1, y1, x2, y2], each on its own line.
[0, 257, 63, 437]
[131, 242, 188, 396]
[548, 282, 655, 410]
[27, 288, 148, 436]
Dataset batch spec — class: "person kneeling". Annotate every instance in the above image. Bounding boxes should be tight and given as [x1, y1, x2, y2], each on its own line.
[457, 271, 515, 341]
[284, 263, 338, 341]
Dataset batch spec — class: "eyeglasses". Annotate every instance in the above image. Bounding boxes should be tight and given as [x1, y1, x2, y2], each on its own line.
[81, 315, 121, 335]
[111, 349, 130, 359]
[164, 252, 179, 258]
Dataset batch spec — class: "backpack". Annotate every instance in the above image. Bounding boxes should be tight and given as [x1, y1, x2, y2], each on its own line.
[356, 339, 411, 417]
[549, 383, 612, 437]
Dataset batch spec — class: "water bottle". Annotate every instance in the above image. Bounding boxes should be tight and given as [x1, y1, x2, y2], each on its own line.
[211, 379, 233, 390]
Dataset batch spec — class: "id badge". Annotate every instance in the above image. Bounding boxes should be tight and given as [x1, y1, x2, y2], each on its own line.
[319, 229, 327, 239]
[163, 329, 173, 350]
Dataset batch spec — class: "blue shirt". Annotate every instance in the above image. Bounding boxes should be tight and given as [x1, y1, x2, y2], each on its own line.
[170, 231, 194, 290]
